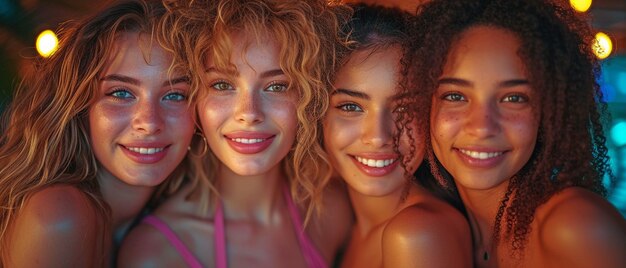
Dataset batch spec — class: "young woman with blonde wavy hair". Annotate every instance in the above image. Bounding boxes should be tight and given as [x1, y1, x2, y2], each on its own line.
[0, 0, 196, 266]
[119, 0, 353, 267]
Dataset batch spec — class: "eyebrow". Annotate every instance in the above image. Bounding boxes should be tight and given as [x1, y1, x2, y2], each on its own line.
[205, 67, 285, 79]
[100, 74, 190, 87]
[100, 74, 140, 86]
[164, 76, 190, 87]
[331, 88, 370, 100]
[438, 77, 530, 88]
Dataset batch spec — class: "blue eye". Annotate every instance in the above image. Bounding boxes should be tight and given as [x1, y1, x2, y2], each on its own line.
[212, 81, 234, 91]
[443, 93, 465, 102]
[107, 89, 134, 99]
[265, 83, 288, 92]
[337, 103, 363, 112]
[502, 94, 528, 103]
[163, 92, 187, 101]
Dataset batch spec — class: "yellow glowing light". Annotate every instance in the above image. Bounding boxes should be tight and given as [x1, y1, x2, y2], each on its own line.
[36, 30, 59, 58]
[592, 32, 613, 60]
[570, 0, 592, 12]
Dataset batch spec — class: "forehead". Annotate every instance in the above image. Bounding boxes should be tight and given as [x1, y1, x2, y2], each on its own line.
[105, 32, 170, 71]
[205, 31, 281, 73]
[442, 26, 527, 80]
[334, 46, 403, 98]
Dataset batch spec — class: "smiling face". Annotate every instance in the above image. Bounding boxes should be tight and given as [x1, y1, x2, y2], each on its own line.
[324, 46, 421, 197]
[197, 33, 297, 177]
[89, 32, 194, 187]
[430, 26, 540, 192]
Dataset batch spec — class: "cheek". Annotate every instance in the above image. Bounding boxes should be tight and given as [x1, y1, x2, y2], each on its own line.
[323, 113, 360, 153]
[165, 106, 195, 139]
[505, 112, 539, 149]
[198, 97, 231, 130]
[88, 104, 128, 141]
[431, 108, 462, 143]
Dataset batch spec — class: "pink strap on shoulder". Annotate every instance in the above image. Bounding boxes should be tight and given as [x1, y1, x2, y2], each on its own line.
[214, 200, 228, 268]
[282, 185, 328, 268]
[142, 215, 204, 268]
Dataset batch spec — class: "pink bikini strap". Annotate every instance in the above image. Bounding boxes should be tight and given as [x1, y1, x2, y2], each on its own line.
[142, 215, 204, 268]
[214, 200, 228, 268]
[282, 185, 328, 268]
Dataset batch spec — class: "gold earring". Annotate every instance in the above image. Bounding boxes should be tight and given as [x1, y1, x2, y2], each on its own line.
[189, 132, 208, 157]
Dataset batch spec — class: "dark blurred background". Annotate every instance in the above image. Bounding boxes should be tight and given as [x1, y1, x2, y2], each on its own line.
[1, 0, 625, 215]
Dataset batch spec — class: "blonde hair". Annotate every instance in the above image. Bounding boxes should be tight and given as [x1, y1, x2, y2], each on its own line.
[160, 0, 351, 221]
[0, 0, 188, 264]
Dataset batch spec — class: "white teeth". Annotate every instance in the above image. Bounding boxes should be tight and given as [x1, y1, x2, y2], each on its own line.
[232, 138, 265, 144]
[459, 149, 503, 160]
[355, 156, 396, 168]
[127, 147, 164, 154]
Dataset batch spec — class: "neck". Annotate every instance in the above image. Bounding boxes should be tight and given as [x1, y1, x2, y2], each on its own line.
[218, 164, 285, 224]
[348, 182, 417, 237]
[457, 180, 510, 261]
[96, 171, 154, 236]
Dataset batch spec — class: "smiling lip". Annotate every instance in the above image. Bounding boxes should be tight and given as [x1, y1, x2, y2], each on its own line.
[350, 153, 400, 177]
[120, 143, 170, 164]
[454, 147, 507, 168]
[225, 132, 275, 154]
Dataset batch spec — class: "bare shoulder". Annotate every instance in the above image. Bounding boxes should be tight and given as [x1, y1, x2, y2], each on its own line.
[381, 197, 472, 268]
[119, 183, 206, 267]
[6, 184, 101, 266]
[539, 187, 626, 268]
[310, 179, 354, 259]
[117, 218, 179, 268]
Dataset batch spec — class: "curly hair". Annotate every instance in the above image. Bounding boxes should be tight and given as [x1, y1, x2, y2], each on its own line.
[0, 0, 189, 263]
[407, 0, 611, 254]
[160, 0, 351, 222]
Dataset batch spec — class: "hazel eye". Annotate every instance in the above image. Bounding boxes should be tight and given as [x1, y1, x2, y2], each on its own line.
[265, 83, 288, 92]
[212, 81, 234, 91]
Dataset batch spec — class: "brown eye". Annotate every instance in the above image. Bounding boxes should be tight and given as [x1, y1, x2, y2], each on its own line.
[502, 94, 527, 103]
[443, 93, 465, 102]
[212, 81, 233, 91]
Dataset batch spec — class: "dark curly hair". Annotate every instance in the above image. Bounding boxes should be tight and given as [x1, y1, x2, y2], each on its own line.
[406, 0, 612, 254]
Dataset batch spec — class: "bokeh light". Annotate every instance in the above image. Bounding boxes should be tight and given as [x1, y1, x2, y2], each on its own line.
[593, 32, 613, 60]
[611, 121, 626, 147]
[570, 0, 592, 12]
[36, 30, 58, 58]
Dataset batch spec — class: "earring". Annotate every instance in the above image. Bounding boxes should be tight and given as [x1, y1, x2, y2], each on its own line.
[188, 131, 208, 157]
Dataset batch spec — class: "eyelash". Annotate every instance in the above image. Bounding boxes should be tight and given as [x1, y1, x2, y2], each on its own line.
[106, 88, 134, 99]
[265, 81, 289, 92]
[336, 102, 363, 113]
[211, 80, 234, 91]
[105, 88, 188, 102]
[441, 92, 465, 102]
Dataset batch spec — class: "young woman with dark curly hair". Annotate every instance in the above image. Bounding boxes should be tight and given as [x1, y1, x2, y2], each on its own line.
[323, 4, 471, 267]
[407, 0, 626, 267]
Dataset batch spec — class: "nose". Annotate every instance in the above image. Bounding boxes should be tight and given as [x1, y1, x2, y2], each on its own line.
[361, 108, 393, 148]
[131, 99, 164, 135]
[234, 89, 264, 124]
[464, 101, 500, 138]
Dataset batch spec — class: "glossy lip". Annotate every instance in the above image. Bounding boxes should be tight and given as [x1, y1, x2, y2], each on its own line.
[349, 153, 400, 177]
[224, 131, 276, 154]
[453, 147, 508, 169]
[119, 143, 170, 164]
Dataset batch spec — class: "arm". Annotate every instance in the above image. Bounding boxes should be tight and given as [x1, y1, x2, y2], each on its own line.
[382, 206, 472, 268]
[541, 188, 626, 268]
[4, 185, 102, 267]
